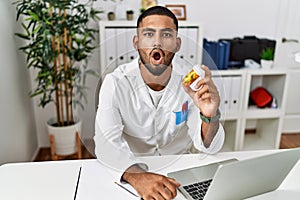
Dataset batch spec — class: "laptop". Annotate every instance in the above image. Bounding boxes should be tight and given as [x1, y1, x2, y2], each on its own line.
[168, 148, 300, 200]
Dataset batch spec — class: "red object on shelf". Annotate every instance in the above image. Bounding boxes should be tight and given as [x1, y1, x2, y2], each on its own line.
[250, 86, 273, 108]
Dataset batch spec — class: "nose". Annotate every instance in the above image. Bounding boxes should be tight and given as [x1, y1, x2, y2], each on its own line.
[153, 34, 162, 48]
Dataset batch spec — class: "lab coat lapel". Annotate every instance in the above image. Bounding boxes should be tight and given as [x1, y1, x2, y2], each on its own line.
[157, 66, 183, 108]
[126, 59, 155, 108]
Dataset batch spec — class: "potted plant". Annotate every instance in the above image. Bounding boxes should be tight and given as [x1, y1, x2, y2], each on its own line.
[260, 47, 275, 69]
[126, 10, 134, 20]
[14, 0, 102, 160]
[107, 11, 115, 21]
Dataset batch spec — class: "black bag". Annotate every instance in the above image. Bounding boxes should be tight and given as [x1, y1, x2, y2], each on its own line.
[220, 36, 276, 65]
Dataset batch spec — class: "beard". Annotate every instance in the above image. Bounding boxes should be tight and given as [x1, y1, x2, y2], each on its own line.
[138, 48, 175, 76]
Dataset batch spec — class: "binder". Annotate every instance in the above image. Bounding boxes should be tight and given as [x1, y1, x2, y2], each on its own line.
[222, 41, 231, 70]
[211, 41, 218, 67]
[202, 39, 211, 67]
[217, 42, 225, 69]
[203, 39, 231, 70]
[177, 28, 188, 66]
[212, 76, 229, 113]
[116, 28, 127, 65]
[222, 76, 232, 112]
[187, 27, 198, 65]
[104, 28, 117, 73]
[229, 76, 242, 111]
[126, 28, 138, 62]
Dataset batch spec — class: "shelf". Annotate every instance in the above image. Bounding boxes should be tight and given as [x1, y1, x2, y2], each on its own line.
[248, 73, 286, 110]
[243, 134, 276, 151]
[246, 68, 286, 76]
[221, 119, 238, 152]
[245, 106, 283, 118]
[220, 111, 241, 120]
[242, 118, 280, 150]
[211, 69, 244, 76]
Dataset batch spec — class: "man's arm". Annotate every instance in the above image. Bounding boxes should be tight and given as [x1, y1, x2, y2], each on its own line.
[201, 119, 220, 148]
[182, 65, 222, 148]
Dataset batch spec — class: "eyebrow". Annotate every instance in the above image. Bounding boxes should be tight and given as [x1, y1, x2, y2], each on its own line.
[141, 27, 175, 33]
[141, 27, 156, 33]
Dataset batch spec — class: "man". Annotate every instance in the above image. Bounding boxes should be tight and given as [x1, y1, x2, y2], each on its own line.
[94, 6, 224, 200]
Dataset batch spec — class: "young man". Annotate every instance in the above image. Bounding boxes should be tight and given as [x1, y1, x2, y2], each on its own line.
[94, 6, 224, 200]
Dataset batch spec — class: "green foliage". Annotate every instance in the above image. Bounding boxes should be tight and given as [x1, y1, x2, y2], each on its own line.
[260, 47, 274, 61]
[14, 0, 102, 125]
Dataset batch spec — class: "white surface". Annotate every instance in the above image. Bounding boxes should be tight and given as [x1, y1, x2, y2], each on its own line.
[0, 160, 82, 200]
[1, 150, 299, 200]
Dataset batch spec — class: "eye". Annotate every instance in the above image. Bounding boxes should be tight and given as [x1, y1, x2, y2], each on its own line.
[144, 32, 154, 37]
[162, 32, 173, 37]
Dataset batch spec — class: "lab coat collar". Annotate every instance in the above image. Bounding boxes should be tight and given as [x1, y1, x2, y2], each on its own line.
[122, 57, 185, 108]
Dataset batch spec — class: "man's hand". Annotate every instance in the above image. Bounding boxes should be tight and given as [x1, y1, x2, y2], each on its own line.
[182, 65, 220, 117]
[182, 65, 221, 147]
[123, 171, 180, 200]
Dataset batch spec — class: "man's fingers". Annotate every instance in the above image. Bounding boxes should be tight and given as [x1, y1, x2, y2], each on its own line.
[167, 177, 181, 187]
[164, 178, 180, 198]
[181, 80, 195, 98]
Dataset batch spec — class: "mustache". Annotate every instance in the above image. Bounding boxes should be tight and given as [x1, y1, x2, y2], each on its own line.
[149, 47, 165, 56]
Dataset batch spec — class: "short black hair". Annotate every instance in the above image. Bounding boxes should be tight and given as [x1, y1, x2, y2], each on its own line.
[137, 6, 178, 31]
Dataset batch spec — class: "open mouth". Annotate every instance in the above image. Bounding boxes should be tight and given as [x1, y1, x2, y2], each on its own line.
[150, 49, 164, 64]
[153, 52, 161, 61]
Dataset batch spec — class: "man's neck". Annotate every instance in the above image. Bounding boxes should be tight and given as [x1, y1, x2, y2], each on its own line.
[139, 62, 172, 91]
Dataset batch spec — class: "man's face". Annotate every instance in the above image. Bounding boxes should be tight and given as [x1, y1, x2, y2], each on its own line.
[134, 15, 181, 76]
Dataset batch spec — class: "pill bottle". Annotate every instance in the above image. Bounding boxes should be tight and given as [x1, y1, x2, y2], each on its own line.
[183, 65, 205, 90]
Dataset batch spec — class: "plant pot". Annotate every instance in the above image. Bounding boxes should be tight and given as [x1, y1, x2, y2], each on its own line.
[260, 59, 273, 69]
[46, 117, 82, 156]
[108, 12, 115, 21]
[126, 13, 134, 20]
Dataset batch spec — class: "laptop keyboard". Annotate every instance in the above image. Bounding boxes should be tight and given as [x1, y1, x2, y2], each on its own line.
[182, 179, 212, 200]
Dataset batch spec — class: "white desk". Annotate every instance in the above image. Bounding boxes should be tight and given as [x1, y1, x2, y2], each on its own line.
[0, 150, 299, 200]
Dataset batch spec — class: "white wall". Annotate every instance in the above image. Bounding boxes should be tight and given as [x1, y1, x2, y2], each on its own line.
[95, 0, 300, 40]
[0, 0, 38, 165]
[4, 0, 300, 158]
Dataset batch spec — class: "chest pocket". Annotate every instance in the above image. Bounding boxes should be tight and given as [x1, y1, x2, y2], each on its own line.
[174, 100, 189, 125]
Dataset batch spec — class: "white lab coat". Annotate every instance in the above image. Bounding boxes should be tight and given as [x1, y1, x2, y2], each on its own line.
[94, 58, 224, 174]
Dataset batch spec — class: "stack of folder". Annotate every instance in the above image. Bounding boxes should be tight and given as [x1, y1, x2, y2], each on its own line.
[202, 38, 231, 70]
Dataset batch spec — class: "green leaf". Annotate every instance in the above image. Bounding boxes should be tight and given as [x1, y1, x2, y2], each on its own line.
[15, 33, 30, 40]
[21, 23, 30, 36]
[32, 25, 42, 35]
[27, 11, 40, 21]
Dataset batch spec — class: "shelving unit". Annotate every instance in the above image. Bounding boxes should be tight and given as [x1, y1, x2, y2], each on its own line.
[242, 118, 282, 150]
[282, 69, 300, 133]
[215, 69, 287, 151]
[220, 119, 239, 152]
[98, 21, 288, 152]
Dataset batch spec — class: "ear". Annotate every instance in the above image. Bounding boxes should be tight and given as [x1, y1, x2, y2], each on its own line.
[176, 37, 182, 52]
[133, 35, 138, 51]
